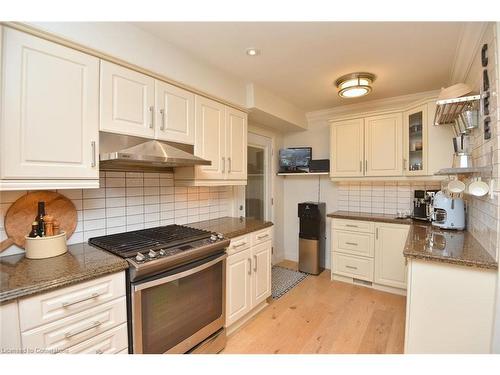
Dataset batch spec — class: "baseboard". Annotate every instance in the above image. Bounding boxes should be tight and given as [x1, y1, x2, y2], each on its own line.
[331, 273, 406, 296]
[226, 300, 269, 336]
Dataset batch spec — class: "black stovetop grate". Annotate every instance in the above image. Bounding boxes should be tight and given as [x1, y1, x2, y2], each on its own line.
[88, 224, 212, 258]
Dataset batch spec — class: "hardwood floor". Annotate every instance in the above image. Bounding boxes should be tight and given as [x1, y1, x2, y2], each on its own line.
[222, 260, 406, 354]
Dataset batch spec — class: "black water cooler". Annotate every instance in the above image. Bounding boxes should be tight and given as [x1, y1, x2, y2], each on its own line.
[298, 202, 325, 275]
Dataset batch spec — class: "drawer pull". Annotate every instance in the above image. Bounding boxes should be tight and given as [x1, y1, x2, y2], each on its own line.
[96, 349, 104, 354]
[345, 224, 358, 228]
[257, 233, 269, 240]
[345, 265, 358, 270]
[247, 258, 252, 275]
[62, 292, 101, 308]
[233, 242, 247, 248]
[64, 321, 102, 339]
[253, 255, 257, 272]
[345, 242, 358, 246]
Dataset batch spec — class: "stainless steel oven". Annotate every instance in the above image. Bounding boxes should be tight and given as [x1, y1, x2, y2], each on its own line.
[131, 252, 226, 354]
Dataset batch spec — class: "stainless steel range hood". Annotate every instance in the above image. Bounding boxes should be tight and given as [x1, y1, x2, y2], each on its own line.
[99, 133, 211, 171]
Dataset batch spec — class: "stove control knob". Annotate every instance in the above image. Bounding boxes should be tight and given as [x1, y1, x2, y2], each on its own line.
[135, 252, 146, 262]
[148, 249, 157, 258]
[217, 233, 224, 240]
[210, 234, 218, 242]
[159, 249, 166, 256]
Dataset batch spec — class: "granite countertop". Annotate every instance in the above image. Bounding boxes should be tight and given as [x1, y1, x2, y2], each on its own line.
[0, 243, 128, 304]
[328, 211, 498, 270]
[187, 216, 273, 239]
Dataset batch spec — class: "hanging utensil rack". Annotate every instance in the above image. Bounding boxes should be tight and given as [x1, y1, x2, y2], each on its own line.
[433, 94, 480, 126]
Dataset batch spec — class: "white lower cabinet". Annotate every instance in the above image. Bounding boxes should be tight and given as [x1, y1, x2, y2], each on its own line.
[331, 219, 408, 294]
[0, 272, 128, 354]
[226, 228, 273, 328]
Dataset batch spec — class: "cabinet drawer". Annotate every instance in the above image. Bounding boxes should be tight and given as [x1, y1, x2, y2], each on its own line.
[21, 296, 127, 353]
[64, 323, 128, 354]
[227, 234, 251, 256]
[332, 219, 374, 233]
[333, 230, 374, 258]
[251, 227, 273, 246]
[332, 253, 374, 282]
[19, 272, 125, 332]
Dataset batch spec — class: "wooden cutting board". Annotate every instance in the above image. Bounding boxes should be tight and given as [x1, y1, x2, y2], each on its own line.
[2, 191, 77, 251]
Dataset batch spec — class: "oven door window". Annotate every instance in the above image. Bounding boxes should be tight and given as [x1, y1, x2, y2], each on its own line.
[137, 260, 223, 354]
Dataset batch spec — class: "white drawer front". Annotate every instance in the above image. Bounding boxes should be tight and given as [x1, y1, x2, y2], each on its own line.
[332, 219, 374, 234]
[19, 272, 125, 332]
[332, 253, 374, 282]
[227, 234, 251, 256]
[64, 323, 128, 354]
[333, 230, 374, 258]
[251, 227, 273, 246]
[21, 296, 127, 352]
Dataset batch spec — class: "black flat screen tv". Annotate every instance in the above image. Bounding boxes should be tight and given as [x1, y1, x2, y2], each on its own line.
[279, 147, 312, 172]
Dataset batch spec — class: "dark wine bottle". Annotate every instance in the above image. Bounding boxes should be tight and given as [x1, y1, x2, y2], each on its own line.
[28, 222, 39, 238]
[35, 201, 46, 237]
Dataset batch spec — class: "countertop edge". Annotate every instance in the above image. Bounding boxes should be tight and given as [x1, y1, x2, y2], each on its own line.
[403, 251, 498, 270]
[0, 261, 128, 305]
[223, 221, 274, 239]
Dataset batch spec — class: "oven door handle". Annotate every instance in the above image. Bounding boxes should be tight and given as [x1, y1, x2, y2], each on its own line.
[133, 253, 227, 292]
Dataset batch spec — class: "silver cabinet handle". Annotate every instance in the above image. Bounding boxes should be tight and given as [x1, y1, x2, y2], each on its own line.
[359, 160, 362, 172]
[345, 265, 358, 270]
[257, 233, 269, 240]
[159, 108, 166, 130]
[64, 321, 102, 339]
[149, 106, 154, 129]
[247, 258, 252, 275]
[95, 349, 104, 354]
[222, 157, 225, 173]
[345, 224, 358, 228]
[228, 157, 232, 173]
[345, 242, 358, 246]
[233, 242, 247, 248]
[62, 292, 101, 308]
[91, 141, 96, 167]
[376, 227, 379, 240]
[253, 255, 257, 272]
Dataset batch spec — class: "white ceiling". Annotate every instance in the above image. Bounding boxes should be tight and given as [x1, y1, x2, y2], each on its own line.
[134, 22, 465, 112]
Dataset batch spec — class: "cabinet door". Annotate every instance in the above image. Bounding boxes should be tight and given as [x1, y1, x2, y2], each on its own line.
[364, 113, 403, 176]
[226, 248, 252, 327]
[194, 96, 226, 180]
[251, 241, 272, 307]
[330, 119, 364, 177]
[155, 81, 195, 144]
[100, 61, 155, 138]
[374, 223, 409, 289]
[1, 28, 99, 180]
[403, 104, 427, 176]
[225, 107, 247, 180]
[0, 301, 21, 351]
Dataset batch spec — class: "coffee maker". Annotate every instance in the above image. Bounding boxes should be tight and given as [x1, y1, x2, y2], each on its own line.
[412, 190, 439, 221]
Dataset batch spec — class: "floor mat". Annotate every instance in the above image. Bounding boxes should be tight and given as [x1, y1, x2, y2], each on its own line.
[271, 265, 307, 300]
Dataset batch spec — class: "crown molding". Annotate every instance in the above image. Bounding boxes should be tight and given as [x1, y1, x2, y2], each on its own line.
[306, 89, 440, 123]
[449, 22, 489, 85]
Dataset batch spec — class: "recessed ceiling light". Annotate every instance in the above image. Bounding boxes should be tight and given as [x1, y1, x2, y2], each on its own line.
[246, 48, 260, 56]
[335, 72, 376, 98]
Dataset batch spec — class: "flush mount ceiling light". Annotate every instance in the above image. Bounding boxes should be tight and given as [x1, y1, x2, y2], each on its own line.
[335, 72, 376, 98]
[246, 48, 260, 56]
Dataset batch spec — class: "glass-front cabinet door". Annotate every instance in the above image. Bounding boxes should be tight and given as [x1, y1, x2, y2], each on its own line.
[403, 104, 428, 176]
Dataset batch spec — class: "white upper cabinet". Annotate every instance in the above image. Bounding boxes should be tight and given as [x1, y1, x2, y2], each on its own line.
[403, 104, 428, 176]
[1, 28, 99, 189]
[364, 113, 402, 177]
[100, 61, 155, 139]
[193, 95, 227, 180]
[225, 107, 247, 180]
[330, 119, 364, 177]
[155, 80, 195, 144]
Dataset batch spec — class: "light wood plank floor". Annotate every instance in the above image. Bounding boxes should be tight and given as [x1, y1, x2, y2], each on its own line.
[223, 260, 406, 354]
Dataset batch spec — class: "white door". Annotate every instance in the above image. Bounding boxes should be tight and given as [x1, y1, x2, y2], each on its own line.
[374, 223, 409, 289]
[100, 61, 155, 138]
[155, 81, 195, 144]
[330, 119, 364, 177]
[226, 249, 252, 327]
[194, 96, 226, 180]
[1, 28, 99, 180]
[225, 108, 247, 180]
[251, 242, 272, 307]
[364, 113, 403, 176]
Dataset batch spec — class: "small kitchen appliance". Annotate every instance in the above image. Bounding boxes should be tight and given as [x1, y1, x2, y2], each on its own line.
[431, 191, 466, 230]
[298, 202, 325, 274]
[412, 189, 439, 221]
[452, 134, 473, 168]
